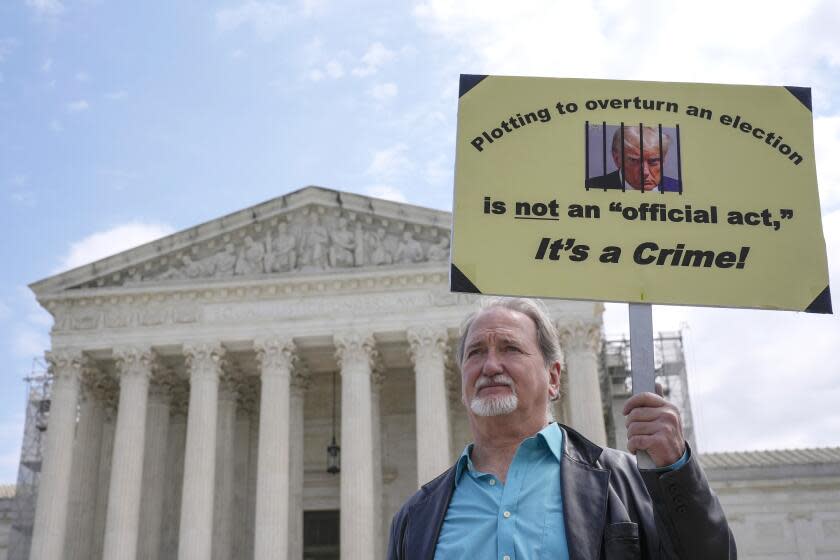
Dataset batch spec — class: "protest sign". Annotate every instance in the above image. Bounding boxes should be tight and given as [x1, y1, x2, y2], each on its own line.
[451, 75, 832, 313]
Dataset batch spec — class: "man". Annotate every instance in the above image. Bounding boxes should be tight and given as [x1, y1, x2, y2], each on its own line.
[387, 298, 734, 559]
[588, 126, 681, 192]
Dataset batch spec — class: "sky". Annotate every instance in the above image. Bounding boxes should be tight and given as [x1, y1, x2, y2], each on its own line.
[1, 0, 839, 483]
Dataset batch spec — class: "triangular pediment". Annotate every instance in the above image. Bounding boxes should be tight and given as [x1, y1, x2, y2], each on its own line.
[31, 186, 451, 296]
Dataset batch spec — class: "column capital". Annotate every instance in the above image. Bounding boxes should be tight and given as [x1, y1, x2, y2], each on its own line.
[406, 326, 449, 365]
[45, 348, 84, 383]
[255, 337, 297, 376]
[169, 381, 190, 416]
[149, 362, 177, 401]
[113, 346, 155, 381]
[334, 331, 377, 372]
[236, 378, 259, 415]
[184, 342, 226, 380]
[557, 321, 602, 354]
[290, 364, 312, 392]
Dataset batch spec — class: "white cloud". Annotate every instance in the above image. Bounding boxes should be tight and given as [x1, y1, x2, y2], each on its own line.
[413, 0, 838, 87]
[49, 119, 63, 132]
[66, 100, 89, 112]
[603, 209, 840, 452]
[366, 143, 414, 180]
[25, 0, 64, 18]
[306, 68, 325, 82]
[424, 153, 451, 186]
[40, 57, 52, 72]
[368, 82, 398, 101]
[55, 221, 175, 273]
[0, 300, 11, 322]
[365, 185, 408, 203]
[216, 1, 291, 40]
[815, 116, 840, 211]
[75, 71, 89, 82]
[352, 42, 396, 77]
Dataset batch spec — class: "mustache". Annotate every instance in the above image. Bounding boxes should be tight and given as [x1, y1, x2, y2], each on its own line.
[474, 374, 515, 391]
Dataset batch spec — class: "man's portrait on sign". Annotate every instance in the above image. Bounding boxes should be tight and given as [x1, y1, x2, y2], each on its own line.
[586, 123, 683, 193]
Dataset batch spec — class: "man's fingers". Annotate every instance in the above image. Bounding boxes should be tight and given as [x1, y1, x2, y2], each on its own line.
[623, 391, 666, 415]
[655, 382, 664, 397]
[625, 404, 680, 427]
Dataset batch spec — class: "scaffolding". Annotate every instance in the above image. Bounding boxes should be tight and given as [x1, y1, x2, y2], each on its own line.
[602, 331, 697, 453]
[7, 358, 51, 560]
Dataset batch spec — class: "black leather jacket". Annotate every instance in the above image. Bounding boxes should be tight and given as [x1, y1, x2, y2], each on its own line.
[387, 424, 736, 560]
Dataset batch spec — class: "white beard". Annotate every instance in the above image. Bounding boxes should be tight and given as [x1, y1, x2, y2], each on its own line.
[470, 393, 518, 416]
[469, 374, 518, 416]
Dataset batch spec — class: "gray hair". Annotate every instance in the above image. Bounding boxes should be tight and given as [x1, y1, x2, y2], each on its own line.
[456, 297, 564, 367]
[611, 125, 671, 156]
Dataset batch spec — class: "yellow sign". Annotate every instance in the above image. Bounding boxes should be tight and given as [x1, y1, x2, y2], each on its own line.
[451, 75, 832, 313]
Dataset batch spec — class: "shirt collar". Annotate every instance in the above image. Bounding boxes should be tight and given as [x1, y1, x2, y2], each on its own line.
[454, 423, 564, 486]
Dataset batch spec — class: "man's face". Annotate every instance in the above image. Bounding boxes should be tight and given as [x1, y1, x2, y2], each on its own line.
[460, 307, 560, 421]
[613, 142, 665, 191]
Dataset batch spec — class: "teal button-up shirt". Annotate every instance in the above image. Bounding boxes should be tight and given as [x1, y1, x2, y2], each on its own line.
[434, 424, 689, 560]
[434, 423, 568, 560]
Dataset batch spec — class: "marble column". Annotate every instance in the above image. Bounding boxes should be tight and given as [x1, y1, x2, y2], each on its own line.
[371, 364, 385, 560]
[137, 369, 173, 560]
[159, 383, 188, 560]
[178, 343, 226, 560]
[334, 332, 377, 560]
[232, 382, 256, 560]
[212, 376, 238, 560]
[407, 327, 451, 487]
[102, 347, 154, 560]
[30, 349, 83, 560]
[93, 399, 118, 560]
[288, 368, 310, 560]
[246, 393, 260, 560]
[254, 337, 295, 560]
[66, 363, 105, 560]
[558, 322, 607, 446]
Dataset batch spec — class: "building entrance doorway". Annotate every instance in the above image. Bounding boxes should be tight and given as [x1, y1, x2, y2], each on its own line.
[303, 510, 339, 560]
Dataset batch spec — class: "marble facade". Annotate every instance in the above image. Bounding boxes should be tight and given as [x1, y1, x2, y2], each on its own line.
[25, 187, 607, 559]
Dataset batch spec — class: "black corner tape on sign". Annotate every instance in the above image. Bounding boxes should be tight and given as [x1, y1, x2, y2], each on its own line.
[459, 75, 488, 98]
[805, 286, 833, 314]
[784, 86, 812, 112]
[450, 264, 482, 294]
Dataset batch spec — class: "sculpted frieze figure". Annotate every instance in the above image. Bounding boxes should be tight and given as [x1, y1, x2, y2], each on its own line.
[328, 217, 356, 268]
[299, 213, 329, 269]
[234, 235, 267, 276]
[426, 235, 450, 262]
[395, 231, 424, 263]
[266, 222, 298, 273]
[69, 205, 453, 290]
[364, 227, 392, 266]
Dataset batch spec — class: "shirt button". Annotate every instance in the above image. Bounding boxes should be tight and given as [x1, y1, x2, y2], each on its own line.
[503, 511, 511, 518]
[489, 479, 496, 486]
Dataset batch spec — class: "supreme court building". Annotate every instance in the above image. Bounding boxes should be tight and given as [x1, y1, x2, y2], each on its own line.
[23, 186, 608, 560]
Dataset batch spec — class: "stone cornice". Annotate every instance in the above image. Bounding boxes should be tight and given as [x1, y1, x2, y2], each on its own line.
[30, 187, 452, 297]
